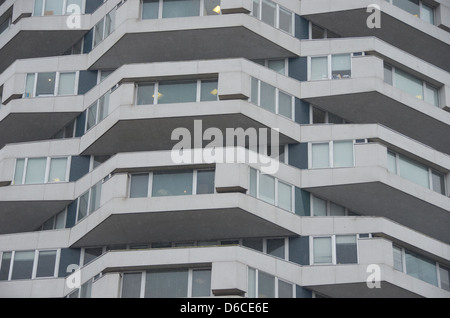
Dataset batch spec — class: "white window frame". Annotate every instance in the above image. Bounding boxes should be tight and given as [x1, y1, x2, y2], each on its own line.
[13, 156, 71, 185]
[309, 194, 354, 217]
[247, 267, 296, 298]
[250, 0, 295, 35]
[75, 181, 103, 223]
[385, 0, 436, 24]
[24, 71, 79, 98]
[308, 140, 355, 169]
[308, 54, 354, 81]
[33, 0, 87, 17]
[310, 234, 360, 266]
[387, 150, 447, 195]
[141, 0, 222, 19]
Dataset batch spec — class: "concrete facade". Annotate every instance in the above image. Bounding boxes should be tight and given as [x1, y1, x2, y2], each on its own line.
[0, 0, 448, 298]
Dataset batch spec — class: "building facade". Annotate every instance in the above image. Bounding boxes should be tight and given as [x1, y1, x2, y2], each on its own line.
[0, 0, 449, 298]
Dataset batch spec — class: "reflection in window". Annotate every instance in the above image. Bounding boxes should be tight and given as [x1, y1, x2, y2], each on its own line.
[152, 170, 193, 197]
[251, 0, 294, 35]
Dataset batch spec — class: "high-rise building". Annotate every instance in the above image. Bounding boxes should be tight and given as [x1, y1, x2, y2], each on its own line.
[0, 0, 449, 299]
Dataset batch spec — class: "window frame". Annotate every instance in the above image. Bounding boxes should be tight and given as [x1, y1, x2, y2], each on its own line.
[250, 0, 295, 35]
[33, 0, 87, 16]
[247, 267, 296, 298]
[308, 140, 355, 169]
[13, 156, 71, 185]
[24, 71, 80, 98]
[310, 234, 360, 265]
[386, 0, 436, 24]
[308, 54, 354, 81]
[310, 194, 355, 217]
[141, 0, 222, 19]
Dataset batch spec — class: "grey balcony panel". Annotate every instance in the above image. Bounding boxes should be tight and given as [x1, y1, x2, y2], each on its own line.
[303, 9, 450, 72]
[305, 182, 450, 244]
[70, 207, 296, 248]
[81, 113, 296, 156]
[0, 200, 72, 234]
[89, 27, 296, 71]
[303, 92, 450, 155]
[308, 282, 422, 298]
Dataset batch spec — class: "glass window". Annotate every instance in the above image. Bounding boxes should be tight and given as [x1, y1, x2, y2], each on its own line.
[267, 238, 285, 259]
[336, 235, 357, 264]
[393, 0, 420, 17]
[333, 140, 354, 168]
[260, 82, 276, 113]
[330, 203, 345, 216]
[25, 73, 35, 98]
[248, 267, 256, 298]
[145, 269, 189, 298]
[204, 0, 221, 15]
[86, 103, 98, 131]
[258, 271, 275, 298]
[77, 191, 89, 222]
[55, 211, 66, 229]
[311, 56, 328, 80]
[192, 269, 211, 297]
[80, 280, 92, 298]
[313, 237, 332, 264]
[130, 174, 149, 198]
[278, 7, 292, 34]
[312, 196, 327, 216]
[104, 10, 115, 38]
[88, 182, 102, 213]
[158, 81, 197, 104]
[261, 0, 276, 27]
[45, 0, 64, 16]
[252, 0, 260, 19]
[277, 181, 292, 211]
[48, 157, 67, 183]
[14, 159, 25, 185]
[424, 83, 439, 107]
[249, 168, 257, 197]
[311, 143, 330, 168]
[398, 155, 429, 188]
[405, 250, 438, 286]
[162, 0, 200, 18]
[278, 91, 292, 119]
[98, 93, 110, 121]
[36, 73, 56, 96]
[11, 251, 35, 280]
[431, 171, 445, 195]
[243, 238, 263, 252]
[0, 252, 12, 281]
[278, 280, 293, 298]
[384, 64, 393, 85]
[387, 151, 397, 173]
[83, 247, 103, 265]
[268, 60, 286, 75]
[394, 68, 424, 100]
[439, 266, 450, 292]
[259, 173, 275, 205]
[137, 83, 155, 105]
[311, 24, 325, 39]
[36, 250, 57, 278]
[34, 0, 44, 16]
[393, 245, 403, 271]
[94, 19, 105, 47]
[122, 273, 142, 298]
[196, 170, 215, 194]
[25, 157, 47, 184]
[312, 107, 326, 124]
[420, 3, 434, 24]
[142, 0, 159, 19]
[200, 80, 218, 102]
[251, 77, 259, 105]
[152, 170, 193, 197]
[332, 54, 351, 79]
[58, 72, 76, 95]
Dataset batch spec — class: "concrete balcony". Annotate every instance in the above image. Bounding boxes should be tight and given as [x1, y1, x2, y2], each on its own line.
[301, 54, 450, 154]
[300, 0, 450, 71]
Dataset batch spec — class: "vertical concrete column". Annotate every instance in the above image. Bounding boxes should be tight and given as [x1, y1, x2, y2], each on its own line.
[211, 261, 247, 296]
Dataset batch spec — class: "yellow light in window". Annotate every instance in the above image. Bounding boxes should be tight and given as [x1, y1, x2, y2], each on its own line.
[212, 6, 221, 14]
[152, 92, 163, 99]
[53, 178, 60, 182]
[416, 95, 423, 99]
[210, 89, 218, 96]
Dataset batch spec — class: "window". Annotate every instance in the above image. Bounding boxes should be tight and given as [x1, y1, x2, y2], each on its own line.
[312, 235, 359, 265]
[13, 157, 69, 185]
[0, 17, 11, 36]
[388, 0, 435, 24]
[266, 238, 285, 259]
[387, 150, 446, 195]
[248, 267, 295, 298]
[129, 169, 215, 198]
[311, 195, 353, 217]
[310, 54, 352, 80]
[394, 245, 449, 290]
[249, 168, 294, 212]
[251, 0, 294, 35]
[11, 251, 35, 280]
[76, 181, 102, 222]
[85, 91, 110, 132]
[136, 79, 218, 105]
[24, 72, 79, 98]
[93, 8, 116, 48]
[310, 140, 354, 169]
[36, 250, 57, 278]
[142, 0, 220, 19]
[309, 23, 340, 39]
[0, 252, 12, 281]
[384, 63, 440, 107]
[250, 77, 294, 120]
[121, 268, 211, 298]
[82, 247, 103, 265]
[33, 0, 85, 16]
[153, 170, 193, 197]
